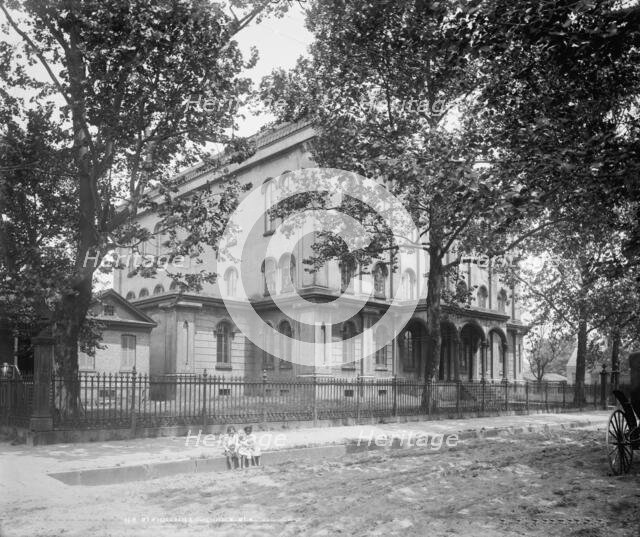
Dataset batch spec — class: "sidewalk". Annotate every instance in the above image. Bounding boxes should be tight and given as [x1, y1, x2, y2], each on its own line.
[0, 411, 610, 493]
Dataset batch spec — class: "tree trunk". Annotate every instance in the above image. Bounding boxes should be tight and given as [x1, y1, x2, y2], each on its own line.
[421, 244, 444, 411]
[610, 328, 620, 390]
[574, 309, 587, 405]
[53, 268, 94, 416]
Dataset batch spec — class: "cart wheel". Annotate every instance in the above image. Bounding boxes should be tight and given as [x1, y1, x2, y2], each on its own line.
[606, 409, 633, 475]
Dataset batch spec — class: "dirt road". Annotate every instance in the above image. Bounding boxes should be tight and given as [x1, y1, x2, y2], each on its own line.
[2, 428, 639, 537]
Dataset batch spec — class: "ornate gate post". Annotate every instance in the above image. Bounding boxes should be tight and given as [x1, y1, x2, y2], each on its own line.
[30, 335, 54, 432]
[629, 353, 640, 414]
[599, 364, 608, 410]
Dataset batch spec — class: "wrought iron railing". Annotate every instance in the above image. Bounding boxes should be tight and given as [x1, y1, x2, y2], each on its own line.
[41, 372, 606, 431]
[0, 374, 34, 427]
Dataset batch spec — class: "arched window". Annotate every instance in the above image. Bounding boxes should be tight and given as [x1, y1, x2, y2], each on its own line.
[375, 326, 388, 367]
[127, 251, 138, 275]
[139, 288, 149, 298]
[224, 267, 238, 297]
[125, 291, 136, 301]
[497, 289, 508, 313]
[401, 269, 416, 300]
[153, 284, 165, 295]
[279, 254, 296, 292]
[153, 221, 163, 258]
[262, 322, 275, 370]
[456, 280, 468, 301]
[261, 258, 277, 296]
[216, 322, 232, 365]
[278, 320, 293, 369]
[120, 334, 136, 370]
[264, 179, 276, 233]
[401, 329, 419, 370]
[477, 285, 488, 308]
[373, 263, 388, 298]
[342, 321, 356, 365]
[169, 280, 179, 292]
[340, 258, 356, 294]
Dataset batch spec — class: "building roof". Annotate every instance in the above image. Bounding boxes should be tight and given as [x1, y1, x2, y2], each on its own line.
[90, 289, 157, 329]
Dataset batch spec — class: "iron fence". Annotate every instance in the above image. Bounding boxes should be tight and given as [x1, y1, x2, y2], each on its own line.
[0, 375, 34, 428]
[36, 372, 608, 431]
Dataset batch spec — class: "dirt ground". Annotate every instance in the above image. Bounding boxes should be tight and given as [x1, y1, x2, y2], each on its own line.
[2, 427, 639, 537]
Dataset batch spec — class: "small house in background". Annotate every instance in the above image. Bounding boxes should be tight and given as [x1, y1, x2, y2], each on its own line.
[565, 348, 594, 385]
[78, 290, 156, 374]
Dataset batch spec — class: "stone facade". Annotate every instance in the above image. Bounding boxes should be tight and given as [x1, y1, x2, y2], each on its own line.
[114, 120, 526, 381]
[78, 290, 155, 374]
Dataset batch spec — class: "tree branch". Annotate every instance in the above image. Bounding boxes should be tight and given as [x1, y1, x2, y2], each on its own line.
[0, 3, 73, 109]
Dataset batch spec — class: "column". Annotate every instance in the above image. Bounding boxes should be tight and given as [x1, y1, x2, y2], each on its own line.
[480, 341, 488, 381]
[502, 343, 510, 380]
[30, 335, 54, 432]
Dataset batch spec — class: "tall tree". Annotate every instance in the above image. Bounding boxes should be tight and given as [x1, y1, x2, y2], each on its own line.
[513, 225, 637, 401]
[261, 0, 555, 408]
[468, 0, 640, 398]
[0, 0, 285, 409]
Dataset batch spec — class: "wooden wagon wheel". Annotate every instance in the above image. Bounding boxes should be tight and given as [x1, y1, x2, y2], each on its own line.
[606, 409, 633, 475]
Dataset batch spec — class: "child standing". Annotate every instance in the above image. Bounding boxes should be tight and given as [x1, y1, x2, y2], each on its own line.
[237, 428, 249, 468]
[222, 426, 239, 470]
[242, 426, 261, 466]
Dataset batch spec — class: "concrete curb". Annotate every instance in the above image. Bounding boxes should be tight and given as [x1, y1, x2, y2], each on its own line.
[47, 417, 604, 486]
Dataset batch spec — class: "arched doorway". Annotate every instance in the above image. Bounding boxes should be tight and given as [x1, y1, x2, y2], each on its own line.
[398, 319, 427, 379]
[439, 321, 459, 381]
[460, 323, 485, 381]
[488, 329, 508, 380]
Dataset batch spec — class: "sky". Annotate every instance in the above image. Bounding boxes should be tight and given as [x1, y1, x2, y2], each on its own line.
[1, 3, 313, 137]
[229, 4, 312, 136]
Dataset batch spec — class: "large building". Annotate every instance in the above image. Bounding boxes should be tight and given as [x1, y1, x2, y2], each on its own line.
[111, 120, 526, 382]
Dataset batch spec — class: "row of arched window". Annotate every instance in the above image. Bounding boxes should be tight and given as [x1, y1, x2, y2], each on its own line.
[262, 320, 293, 370]
[260, 255, 296, 296]
[125, 281, 179, 301]
[457, 282, 509, 313]
[123, 268, 509, 317]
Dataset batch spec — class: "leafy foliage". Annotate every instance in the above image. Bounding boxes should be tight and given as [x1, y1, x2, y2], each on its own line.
[0, 0, 284, 404]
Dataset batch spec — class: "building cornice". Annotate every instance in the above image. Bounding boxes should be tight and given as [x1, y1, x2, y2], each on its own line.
[132, 289, 523, 327]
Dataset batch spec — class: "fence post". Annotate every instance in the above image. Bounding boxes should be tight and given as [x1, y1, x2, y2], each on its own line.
[262, 371, 267, 424]
[30, 335, 55, 432]
[599, 364, 608, 410]
[481, 377, 486, 414]
[392, 375, 397, 418]
[356, 375, 361, 422]
[504, 378, 509, 412]
[525, 381, 529, 413]
[544, 381, 549, 412]
[562, 382, 566, 409]
[130, 366, 137, 435]
[456, 380, 461, 417]
[312, 374, 318, 426]
[202, 369, 208, 430]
